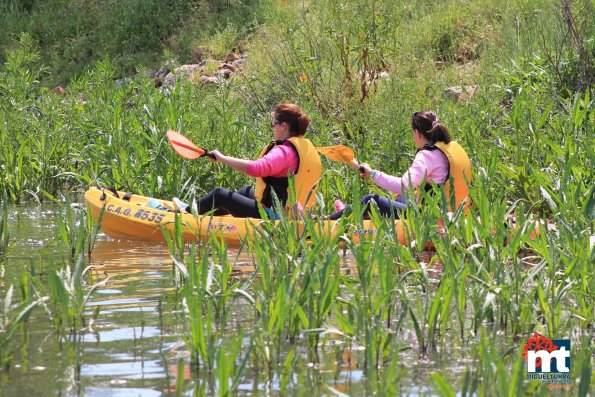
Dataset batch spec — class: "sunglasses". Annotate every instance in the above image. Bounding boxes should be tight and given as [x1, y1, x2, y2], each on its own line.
[412, 112, 422, 131]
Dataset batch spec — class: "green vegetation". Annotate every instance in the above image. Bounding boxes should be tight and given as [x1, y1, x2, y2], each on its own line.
[160, 191, 593, 394]
[0, 201, 11, 265]
[0, 283, 48, 370]
[0, 0, 266, 86]
[0, 0, 592, 208]
[45, 254, 106, 334]
[0, 0, 593, 394]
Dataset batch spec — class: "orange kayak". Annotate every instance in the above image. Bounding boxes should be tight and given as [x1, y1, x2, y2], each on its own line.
[85, 186, 549, 247]
[84, 186, 409, 246]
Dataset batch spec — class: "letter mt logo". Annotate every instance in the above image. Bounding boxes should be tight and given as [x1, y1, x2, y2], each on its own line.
[522, 333, 571, 386]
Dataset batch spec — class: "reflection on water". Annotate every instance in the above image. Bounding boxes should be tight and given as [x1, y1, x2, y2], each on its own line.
[84, 388, 162, 397]
[2, 229, 184, 396]
[91, 237, 257, 273]
[90, 239, 172, 266]
[2, 204, 214, 395]
[81, 359, 165, 378]
[82, 326, 163, 344]
[1, 202, 429, 396]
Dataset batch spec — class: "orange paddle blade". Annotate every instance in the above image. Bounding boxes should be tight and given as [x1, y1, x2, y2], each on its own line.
[316, 145, 359, 168]
[167, 130, 207, 160]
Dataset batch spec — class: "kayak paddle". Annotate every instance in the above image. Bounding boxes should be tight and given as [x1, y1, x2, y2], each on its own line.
[167, 129, 362, 171]
[167, 129, 215, 159]
[315, 145, 362, 170]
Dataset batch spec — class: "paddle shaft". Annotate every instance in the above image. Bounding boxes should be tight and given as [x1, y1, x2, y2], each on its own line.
[176, 140, 215, 159]
[348, 159, 365, 173]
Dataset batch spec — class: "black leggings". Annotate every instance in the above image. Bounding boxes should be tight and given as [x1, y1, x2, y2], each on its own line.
[186, 186, 262, 218]
[327, 194, 408, 220]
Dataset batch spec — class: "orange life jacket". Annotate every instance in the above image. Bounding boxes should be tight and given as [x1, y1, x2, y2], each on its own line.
[428, 141, 472, 212]
[254, 137, 322, 209]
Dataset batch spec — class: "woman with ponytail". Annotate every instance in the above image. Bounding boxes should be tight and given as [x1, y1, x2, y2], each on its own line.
[327, 110, 472, 220]
[174, 103, 322, 218]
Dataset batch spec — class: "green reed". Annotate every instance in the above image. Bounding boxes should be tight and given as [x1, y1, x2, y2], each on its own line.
[166, 230, 254, 395]
[162, 158, 592, 395]
[379, 192, 454, 355]
[0, 201, 11, 266]
[46, 253, 107, 334]
[0, 283, 48, 370]
[163, 212, 187, 275]
[296, 243, 342, 349]
[51, 196, 89, 264]
[1, 0, 593, 393]
[177, 243, 218, 370]
[332, 206, 407, 370]
[248, 216, 303, 370]
[214, 329, 252, 397]
[207, 236, 248, 326]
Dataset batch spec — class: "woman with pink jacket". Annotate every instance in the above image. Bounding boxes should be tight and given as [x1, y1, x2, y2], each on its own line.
[174, 104, 322, 218]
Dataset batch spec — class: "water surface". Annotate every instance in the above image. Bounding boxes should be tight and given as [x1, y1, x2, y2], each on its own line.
[2, 203, 246, 396]
[1, 202, 461, 396]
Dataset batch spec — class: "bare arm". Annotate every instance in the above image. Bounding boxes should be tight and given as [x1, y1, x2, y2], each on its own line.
[209, 150, 250, 174]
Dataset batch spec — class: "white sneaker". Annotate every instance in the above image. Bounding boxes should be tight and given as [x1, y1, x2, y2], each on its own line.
[146, 198, 170, 211]
[172, 197, 189, 213]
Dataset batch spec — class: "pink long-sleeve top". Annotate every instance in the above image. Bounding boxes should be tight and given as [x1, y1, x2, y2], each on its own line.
[372, 149, 449, 195]
[245, 142, 299, 177]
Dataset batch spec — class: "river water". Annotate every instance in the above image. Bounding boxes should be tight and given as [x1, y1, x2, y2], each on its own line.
[1, 203, 267, 396]
[2, 203, 181, 395]
[1, 202, 455, 396]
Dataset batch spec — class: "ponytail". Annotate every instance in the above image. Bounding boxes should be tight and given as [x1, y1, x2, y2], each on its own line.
[427, 124, 451, 143]
[412, 110, 451, 143]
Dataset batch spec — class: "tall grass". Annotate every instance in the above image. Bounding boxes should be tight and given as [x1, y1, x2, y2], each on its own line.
[0, 36, 256, 202]
[0, 284, 48, 370]
[0, 201, 11, 265]
[163, 126, 592, 394]
[1, 0, 593, 394]
[46, 253, 108, 334]
[164, 185, 592, 395]
[42, 199, 107, 333]
[166, 233, 253, 395]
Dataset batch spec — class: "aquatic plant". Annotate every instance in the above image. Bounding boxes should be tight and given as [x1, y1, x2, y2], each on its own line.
[47, 253, 108, 334]
[0, 284, 48, 370]
[51, 196, 90, 264]
[1, 0, 593, 394]
[181, 252, 218, 370]
[168, 239, 253, 396]
[214, 329, 252, 397]
[0, 201, 11, 265]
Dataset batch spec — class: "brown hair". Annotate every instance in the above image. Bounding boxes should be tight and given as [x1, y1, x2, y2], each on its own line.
[411, 110, 451, 144]
[274, 103, 310, 137]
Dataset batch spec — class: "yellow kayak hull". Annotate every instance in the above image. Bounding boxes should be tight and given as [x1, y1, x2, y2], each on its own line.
[84, 186, 408, 246]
